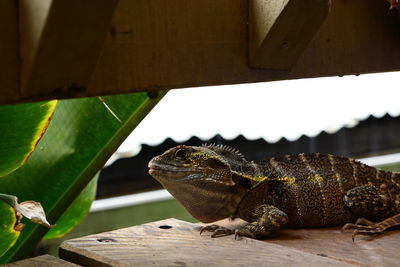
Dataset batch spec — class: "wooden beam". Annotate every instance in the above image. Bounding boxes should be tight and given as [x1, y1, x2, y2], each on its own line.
[88, 0, 400, 97]
[0, 0, 399, 105]
[0, 1, 19, 104]
[248, 0, 331, 70]
[19, 0, 120, 99]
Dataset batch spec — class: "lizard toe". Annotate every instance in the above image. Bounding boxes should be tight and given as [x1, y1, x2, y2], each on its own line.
[351, 229, 379, 242]
[200, 224, 234, 237]
[342, 218, 377, 232]
[200, 224, 220, 235]
[211, 228, 234, 238]
[234, 229, 255, 240]
[342, 218, 387, 241]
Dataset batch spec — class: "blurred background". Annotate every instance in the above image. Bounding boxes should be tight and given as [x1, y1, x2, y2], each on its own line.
[39, 71, 400, 255]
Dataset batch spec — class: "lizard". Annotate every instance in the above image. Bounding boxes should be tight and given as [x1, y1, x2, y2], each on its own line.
[148, 144, 400, 240]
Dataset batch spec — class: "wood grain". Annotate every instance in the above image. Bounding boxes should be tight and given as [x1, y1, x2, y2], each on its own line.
[216, 218, 400, 266]
[19, 0, 119, 99]
[269, 227, 400, 267]
[60, 218, 354, 266]
[248, 0, 331, 69]
[88, 0, 400, 96]
[1, 0, 400, 104]
[4, 254, 79, 266]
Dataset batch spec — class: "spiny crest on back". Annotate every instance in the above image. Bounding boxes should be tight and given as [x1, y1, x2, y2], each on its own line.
[202, 143, 246, 163]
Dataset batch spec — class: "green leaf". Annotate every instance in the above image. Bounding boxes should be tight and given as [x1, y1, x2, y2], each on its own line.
[0, 91, 165, 263]
[0, 202, 20, 257]
[0, 193, 53, 230]
[0, 101, 57, 177]
[43, 173, 99, 240]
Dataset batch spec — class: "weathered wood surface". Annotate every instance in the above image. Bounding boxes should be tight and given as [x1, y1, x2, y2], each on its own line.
[4, 254, 79, 266]
[19, 0, 119, 100]
[215, 218, 400, 266]
[248, 0, 331, 69]
[60, 218, 365, 267]
[89, 0, 400, 97]
[268, 226, 400, 266]
[1, 0, 400, 105]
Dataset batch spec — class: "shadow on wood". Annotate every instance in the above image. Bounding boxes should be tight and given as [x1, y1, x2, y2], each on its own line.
[248, 0, 331, 70]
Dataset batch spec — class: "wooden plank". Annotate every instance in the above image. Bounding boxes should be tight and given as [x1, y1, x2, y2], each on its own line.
[215, 218, 400, 266]
[4, 254, 79, 266]
[0, 1, 19, 104]
[59, 218, 353, 266]
[19, 0, 120, 99]
[88, 0, 400, 97]
[248, 0, 331, 70]
[269, 227, 400, 267]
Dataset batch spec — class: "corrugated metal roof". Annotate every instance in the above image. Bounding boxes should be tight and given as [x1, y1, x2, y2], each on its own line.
[99, 114, 400, 198]
[108, 71, 400, 165]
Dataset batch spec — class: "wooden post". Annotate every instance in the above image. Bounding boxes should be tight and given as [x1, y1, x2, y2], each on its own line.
[248, 0, 331, 70]
[19, 0, 120, 99]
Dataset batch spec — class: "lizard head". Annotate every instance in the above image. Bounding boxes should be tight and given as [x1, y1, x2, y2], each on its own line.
[148, 144, 247, 222]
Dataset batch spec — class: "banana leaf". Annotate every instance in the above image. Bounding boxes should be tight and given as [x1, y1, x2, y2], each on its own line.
[0, 91, 165, 263]
[0, 101, 57, 177]
[0, 100, 56, 257]
[0, 202, 20, 257]
[43, 173, 98, 240]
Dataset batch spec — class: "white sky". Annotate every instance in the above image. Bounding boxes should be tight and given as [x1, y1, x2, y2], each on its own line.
[110, 71, 400, 162]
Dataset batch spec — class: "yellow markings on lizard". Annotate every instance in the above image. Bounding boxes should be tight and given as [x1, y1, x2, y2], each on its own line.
[187, 152, 229, 168]
[232, 171, 267, 182]
[232, 172, 299, 184]
[276, 176, 297, 185]
[307, 175, 324, 184]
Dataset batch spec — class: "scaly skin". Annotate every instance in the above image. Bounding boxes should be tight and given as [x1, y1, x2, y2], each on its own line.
[148, 144, 400, 240]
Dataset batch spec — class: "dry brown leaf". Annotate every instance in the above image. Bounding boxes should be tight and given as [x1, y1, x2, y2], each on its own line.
[14, 201, 55, 229]
[0, 193, 54, 229]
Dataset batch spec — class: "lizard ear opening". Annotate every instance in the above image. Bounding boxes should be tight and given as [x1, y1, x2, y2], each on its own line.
[206, 158, 235, 186]
[207, 158, 228, 169]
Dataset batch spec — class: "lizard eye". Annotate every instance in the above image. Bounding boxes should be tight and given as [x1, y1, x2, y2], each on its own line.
[174, 149, 187, 159]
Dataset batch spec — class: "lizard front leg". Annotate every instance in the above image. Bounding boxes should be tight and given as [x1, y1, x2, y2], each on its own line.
[200, 205, 288, 239]
[235, 204, 288, 239]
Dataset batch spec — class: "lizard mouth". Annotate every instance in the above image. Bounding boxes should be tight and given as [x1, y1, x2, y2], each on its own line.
[148, 160, 190, 177]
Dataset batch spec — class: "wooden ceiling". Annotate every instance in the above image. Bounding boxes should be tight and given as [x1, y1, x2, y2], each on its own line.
[1, 0, 399, 105]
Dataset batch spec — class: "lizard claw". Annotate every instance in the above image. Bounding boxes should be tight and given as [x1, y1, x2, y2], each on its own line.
[342, 218, 382, 241]
[200, 224, 234, 237]
[199, 224, 219, 235]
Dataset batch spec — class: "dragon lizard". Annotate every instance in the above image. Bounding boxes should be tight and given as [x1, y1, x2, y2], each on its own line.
[148, 144, 400, 240]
